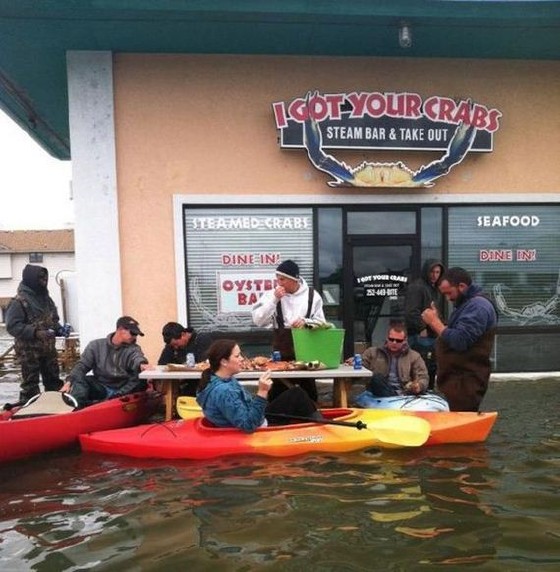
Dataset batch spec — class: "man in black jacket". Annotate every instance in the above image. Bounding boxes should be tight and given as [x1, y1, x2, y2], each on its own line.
[5, 264, 64, 402]
[157, 322, 211, 397]
[158, 322, 201, 366]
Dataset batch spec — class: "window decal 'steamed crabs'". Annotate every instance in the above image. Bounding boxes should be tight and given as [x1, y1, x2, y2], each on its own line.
[303, 93, 477, 188]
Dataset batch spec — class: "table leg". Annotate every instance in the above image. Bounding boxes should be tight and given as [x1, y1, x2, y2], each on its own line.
[163, 381, 174, 421]
[333, 378, 350, 408]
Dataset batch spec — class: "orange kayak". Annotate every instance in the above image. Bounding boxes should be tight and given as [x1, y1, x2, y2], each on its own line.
[408, 410, 498, 446]
[80, 408, 430, 459]
[176, 397, 497, 448]
[79, 407, 496, 460]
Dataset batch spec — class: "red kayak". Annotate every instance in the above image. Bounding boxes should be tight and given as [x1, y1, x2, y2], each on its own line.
[0, 391, 161, 463]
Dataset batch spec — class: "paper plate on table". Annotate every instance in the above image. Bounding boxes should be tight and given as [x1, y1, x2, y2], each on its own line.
[165, 364, 203, 372]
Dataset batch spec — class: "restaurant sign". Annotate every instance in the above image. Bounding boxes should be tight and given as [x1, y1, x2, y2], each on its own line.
[273, 91, 502, 188]
[356, 273, 408, 301]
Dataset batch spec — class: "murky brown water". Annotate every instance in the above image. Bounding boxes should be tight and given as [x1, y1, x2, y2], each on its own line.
[1, 378, 559, 571]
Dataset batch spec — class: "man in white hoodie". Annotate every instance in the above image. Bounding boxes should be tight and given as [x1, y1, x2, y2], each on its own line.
[252, 259, 325, 401]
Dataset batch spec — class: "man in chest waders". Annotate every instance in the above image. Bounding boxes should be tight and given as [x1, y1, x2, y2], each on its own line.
[252, 260, 326, 402]
[5, 264, 64, 403]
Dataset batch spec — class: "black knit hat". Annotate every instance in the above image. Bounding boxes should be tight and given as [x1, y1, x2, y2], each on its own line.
[276, 260, 300, 281]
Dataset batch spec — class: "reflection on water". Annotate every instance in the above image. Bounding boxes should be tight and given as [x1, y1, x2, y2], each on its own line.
[1, 380, 559, 571]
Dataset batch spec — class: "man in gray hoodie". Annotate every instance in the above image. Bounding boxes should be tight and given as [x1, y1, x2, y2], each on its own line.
[62, 316, 151, 407]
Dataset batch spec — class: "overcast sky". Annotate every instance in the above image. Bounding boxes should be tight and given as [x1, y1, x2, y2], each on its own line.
[0, 110, 74, 230]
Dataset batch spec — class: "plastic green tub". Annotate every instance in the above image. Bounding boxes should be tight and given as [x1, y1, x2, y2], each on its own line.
[291, 328, 345, 368]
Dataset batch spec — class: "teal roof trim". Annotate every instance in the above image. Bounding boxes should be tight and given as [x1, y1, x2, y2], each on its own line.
[0, 1, 559, 159]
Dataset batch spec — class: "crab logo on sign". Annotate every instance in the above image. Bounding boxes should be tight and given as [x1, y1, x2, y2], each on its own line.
[272, 90, 502, 189]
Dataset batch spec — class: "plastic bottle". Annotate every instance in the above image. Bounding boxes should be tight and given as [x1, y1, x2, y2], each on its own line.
[353, 354, 362, 370]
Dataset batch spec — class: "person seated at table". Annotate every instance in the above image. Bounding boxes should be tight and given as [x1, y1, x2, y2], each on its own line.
[196, 339, 320, 432]
[350, 322, 429, 401]
[158, 321, 209, 397]
[61, 316, 153, 408]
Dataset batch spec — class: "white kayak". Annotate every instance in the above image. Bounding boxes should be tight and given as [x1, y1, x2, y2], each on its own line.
[354, 390, 450, 412]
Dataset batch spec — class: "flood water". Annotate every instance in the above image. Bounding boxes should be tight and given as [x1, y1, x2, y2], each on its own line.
[1, 376, 560, 571]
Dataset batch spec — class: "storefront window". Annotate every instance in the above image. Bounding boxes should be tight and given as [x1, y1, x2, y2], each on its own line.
[448, 205, 560, 328]
[318, 208, 343, 326]
[420, 207, 442, 263]
[183, 207, 314, 333]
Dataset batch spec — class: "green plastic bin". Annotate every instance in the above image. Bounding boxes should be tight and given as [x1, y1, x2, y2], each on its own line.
[291, 328, 345, 368]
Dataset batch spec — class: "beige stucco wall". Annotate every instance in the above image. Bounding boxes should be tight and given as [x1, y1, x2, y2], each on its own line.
[113, 54, 560, 360]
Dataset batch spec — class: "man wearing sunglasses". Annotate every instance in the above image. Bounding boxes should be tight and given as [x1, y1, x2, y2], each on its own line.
[61, 316, 152, 407]
[350, 322, 429, 398]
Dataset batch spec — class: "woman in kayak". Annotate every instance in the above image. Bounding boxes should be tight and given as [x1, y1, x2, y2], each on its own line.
[196, 339, 320, 432]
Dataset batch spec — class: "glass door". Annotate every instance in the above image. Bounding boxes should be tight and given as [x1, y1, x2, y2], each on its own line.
[344, 240, 417, 356]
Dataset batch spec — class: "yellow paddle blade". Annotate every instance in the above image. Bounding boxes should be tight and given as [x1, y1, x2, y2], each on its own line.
[176, 396, 202, 419]
[366, 416, 431, 447]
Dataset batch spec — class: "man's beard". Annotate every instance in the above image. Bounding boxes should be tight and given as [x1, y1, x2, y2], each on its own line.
[455, 292, 466, 305]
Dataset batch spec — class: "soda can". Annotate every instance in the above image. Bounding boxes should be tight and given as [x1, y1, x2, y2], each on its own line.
[272, 350, 282, 362]
[186, 353, 195, 368]
[353, 354, 362, 370]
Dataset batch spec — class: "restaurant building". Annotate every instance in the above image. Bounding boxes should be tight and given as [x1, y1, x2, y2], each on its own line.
[1, 3, 559, 370]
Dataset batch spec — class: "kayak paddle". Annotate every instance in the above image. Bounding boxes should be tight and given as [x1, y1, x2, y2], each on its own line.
[176, 397, 430, 447]
[266, 412, 430, 447]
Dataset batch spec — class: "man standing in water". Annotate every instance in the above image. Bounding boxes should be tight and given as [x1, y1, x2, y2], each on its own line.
[252, 259, 325, 402]
[405, 259, 445, 389]
[5, 264, 64, 402]
[421, 267, 497, 411]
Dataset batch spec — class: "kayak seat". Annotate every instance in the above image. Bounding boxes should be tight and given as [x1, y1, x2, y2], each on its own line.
[12, 392, 78, 418]
[200, 417, 218, 428]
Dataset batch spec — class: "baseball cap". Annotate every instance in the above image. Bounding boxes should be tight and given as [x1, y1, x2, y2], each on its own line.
[162, 322, 194, 343]
[116, 316, 144, 336]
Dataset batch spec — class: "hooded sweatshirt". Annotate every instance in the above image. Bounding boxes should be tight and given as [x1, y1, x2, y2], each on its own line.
[252, 277, 326, 359]
[251, 277, 325, 329]
[5, 264, 60, 341]
[404, 259, 445, 337]
[69, 333, 148, 394]
[436, 283, 498, 411]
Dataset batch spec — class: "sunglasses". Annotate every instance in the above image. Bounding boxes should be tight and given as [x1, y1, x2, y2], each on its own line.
[387, 337, 405, 343]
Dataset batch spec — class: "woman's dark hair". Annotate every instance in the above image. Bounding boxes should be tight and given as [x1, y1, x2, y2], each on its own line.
[198, 338, 238, 391]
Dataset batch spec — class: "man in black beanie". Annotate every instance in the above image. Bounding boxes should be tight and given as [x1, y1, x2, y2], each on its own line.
[5, 264, 64, 402]
[252, 259, 325, 401]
